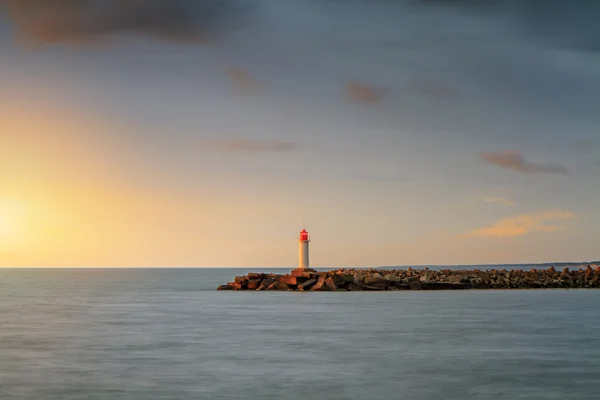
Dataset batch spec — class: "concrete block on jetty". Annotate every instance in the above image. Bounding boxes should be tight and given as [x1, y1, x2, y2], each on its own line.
[217, 266, 600, 291]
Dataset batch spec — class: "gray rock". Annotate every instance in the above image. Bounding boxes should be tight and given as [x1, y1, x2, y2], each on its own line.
[363, 276, 388, 288]
[258, 278, 275, 291]
[358, 284, 384, 291]
[409, 279, 422, 290]
[298, 279, 317, 291]
[347, 283, 363, 291]
[385, 274, 403, 282]
[353, 273, 365, 284]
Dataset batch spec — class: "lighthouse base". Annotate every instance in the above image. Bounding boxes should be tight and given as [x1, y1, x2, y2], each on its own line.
[291, 267, 317, 277]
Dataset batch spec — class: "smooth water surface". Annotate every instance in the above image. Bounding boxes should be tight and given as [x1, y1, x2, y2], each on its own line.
[1, 268, 599, 399]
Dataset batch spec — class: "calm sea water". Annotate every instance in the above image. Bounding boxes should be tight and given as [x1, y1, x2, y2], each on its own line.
[1, 268, 600, 400]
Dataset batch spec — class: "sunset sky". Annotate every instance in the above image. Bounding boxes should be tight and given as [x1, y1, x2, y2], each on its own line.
[1, 0, 599, 267]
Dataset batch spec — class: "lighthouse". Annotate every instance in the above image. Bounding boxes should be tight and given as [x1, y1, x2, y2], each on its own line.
[298, 227, 310, 269]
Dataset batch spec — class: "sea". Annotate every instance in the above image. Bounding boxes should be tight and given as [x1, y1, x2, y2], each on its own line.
[1, 267, 600, 400]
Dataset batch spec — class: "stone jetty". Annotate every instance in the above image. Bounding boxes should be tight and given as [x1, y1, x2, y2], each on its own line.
[217, 266, 600, 291]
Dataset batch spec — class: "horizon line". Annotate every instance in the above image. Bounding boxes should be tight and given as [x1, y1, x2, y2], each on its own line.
[1, 261, 598, 269]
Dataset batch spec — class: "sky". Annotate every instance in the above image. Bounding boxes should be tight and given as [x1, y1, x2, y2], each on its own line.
[0, 0, 599, 267]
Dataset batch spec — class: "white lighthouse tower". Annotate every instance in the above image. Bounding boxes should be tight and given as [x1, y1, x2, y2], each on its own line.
[298, 226, 310, 269]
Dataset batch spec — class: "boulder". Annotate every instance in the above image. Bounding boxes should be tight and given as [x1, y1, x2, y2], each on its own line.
[364, 276, 385, 284]
[291, 268, 314, 278]
[234, 276, 248, 284]
[347, 283, 363, 291]
[248, 272, 264, 279]
[267, 282, 290, 291]
[217, 284, 234, 290]
[226, 282, 242, 290]
[480, 272, 491, 283]
[332, 275, 347, 287]
[409, 279, 422, 290]
[353, 273, 365, 284]
[476, 280, 490, 289]
[258, 277, 275, 291]
[311, 273, 327, 291]
[277, 275, 299, 286]
[325, 277, 337, 291]
[471, 278, 483, 287]
[298, 279, 317, 291]
[247, 279, 261, 290]
[363, 276, 389, 289]
[384, 274, 403, 283]
[358, 283, 384, 291]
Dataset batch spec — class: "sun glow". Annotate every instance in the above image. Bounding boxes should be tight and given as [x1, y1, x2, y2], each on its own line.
[0, 197, 27, 247]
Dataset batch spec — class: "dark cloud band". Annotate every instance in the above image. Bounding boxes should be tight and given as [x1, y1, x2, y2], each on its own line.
[1, 0, 247, 44]
[3, 0, 599, 53]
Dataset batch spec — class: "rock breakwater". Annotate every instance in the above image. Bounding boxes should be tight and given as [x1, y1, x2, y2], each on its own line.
[217, 266, 600, 291]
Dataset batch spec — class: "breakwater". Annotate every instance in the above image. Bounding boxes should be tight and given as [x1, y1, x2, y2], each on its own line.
[217, 266, 600, 291]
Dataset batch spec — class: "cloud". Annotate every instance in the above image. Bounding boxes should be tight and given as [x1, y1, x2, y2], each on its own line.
[1, 0, 245, 44]
[202, 138, 297, 152]
[480, 151, 569, 175]
[468, 210, 576, 238]
[345, 81, 384, 104]
[483, 197, 515, 207]
[224, 67, 261, 94]
[4, 0, 599, 52]
[415, 0, 600, 54]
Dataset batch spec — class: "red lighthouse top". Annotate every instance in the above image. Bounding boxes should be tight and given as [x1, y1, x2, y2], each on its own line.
[299, 229, 309, 241]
